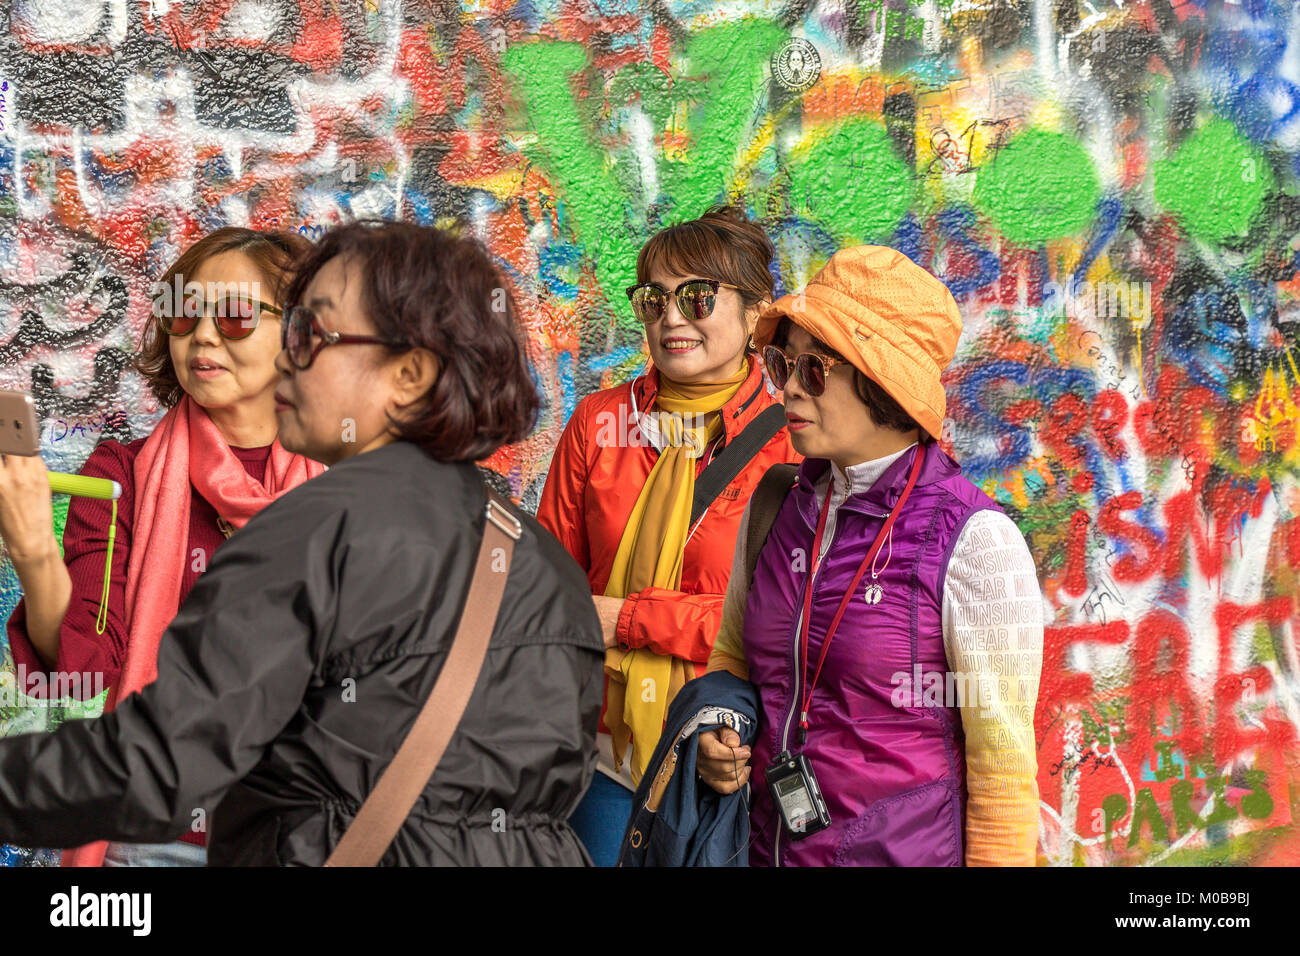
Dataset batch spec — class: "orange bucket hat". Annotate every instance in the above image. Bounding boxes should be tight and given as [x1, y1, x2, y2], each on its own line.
[753, 245, 962, 441]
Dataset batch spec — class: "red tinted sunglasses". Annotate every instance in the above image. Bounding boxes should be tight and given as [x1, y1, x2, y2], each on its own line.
[159, 295, 282, 340]
[762, 345, 852, 397]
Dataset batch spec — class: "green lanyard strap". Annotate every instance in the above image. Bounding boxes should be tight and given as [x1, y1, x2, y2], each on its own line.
[94, 497, 117, 636]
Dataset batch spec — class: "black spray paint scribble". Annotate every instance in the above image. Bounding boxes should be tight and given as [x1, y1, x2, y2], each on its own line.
[0, 277, 126, 367]
[0, 232, 135, 444]
[0, 0, 379, 134]
[29, 348, 133, 444]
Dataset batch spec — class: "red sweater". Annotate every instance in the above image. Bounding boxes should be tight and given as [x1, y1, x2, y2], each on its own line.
[5, 437, 272, 848]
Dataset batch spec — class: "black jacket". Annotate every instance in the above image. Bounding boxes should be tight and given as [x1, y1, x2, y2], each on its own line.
[0, 441, 605, 865]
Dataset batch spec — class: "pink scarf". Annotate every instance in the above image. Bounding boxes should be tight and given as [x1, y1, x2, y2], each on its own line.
[62, 395, 325, 866]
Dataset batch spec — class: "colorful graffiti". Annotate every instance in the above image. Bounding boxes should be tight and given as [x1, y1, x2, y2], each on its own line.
[1, 0, 1298, 866]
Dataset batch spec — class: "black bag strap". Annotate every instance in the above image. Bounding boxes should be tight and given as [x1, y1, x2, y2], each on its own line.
[689, 403, 788, 527]
[743, 463, 799, 590]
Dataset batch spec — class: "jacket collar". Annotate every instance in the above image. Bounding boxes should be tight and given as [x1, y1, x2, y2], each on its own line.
[631, 352, 771, 441]
[829, 444, 913, 500]
[793, 439, 961, 522]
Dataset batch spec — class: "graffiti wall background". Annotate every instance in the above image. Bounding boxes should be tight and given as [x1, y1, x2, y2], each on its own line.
[1, 0, 1298, 866]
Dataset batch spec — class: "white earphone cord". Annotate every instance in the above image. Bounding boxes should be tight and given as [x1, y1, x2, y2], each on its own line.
[871, 521, 894, 580]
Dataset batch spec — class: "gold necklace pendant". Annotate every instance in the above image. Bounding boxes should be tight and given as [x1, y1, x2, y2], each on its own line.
[216, 517, 236, 539]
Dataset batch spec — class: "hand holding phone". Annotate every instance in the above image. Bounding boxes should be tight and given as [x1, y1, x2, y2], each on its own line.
[0, 390, 122, 649]
[0, 389, 121, 498]
[0, 447, 57, 565]
[0, 390, 120, 566]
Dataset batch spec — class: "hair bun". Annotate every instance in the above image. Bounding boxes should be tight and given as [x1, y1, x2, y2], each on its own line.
[699, 203, 751, 225]
[699, 203, 775, 262]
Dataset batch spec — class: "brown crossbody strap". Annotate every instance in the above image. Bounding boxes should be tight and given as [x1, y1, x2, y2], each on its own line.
[323, 490, 522, 867]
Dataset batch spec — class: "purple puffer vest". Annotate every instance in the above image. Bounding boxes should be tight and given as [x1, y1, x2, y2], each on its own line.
[743, 442, 1004, 866]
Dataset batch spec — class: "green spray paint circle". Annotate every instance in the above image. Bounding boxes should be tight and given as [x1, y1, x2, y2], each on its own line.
[787, 118, 913, 243]
[973, 129, 1101, 245]
[1154, 118, 1274, 243]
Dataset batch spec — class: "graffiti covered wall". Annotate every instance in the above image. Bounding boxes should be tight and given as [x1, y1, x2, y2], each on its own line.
[1, 0, 1298, 866]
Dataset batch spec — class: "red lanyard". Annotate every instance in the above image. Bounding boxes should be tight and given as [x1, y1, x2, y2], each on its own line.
[797, 442, 927, 746]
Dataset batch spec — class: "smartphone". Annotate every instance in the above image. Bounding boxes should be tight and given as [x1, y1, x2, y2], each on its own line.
[0, 389, 40, 456]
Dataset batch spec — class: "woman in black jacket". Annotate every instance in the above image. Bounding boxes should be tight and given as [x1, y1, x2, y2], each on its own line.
[0, 221, 605, 866]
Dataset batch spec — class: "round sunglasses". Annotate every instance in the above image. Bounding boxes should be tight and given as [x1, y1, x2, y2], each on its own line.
[158, 295, 282, 339]
[625, 278, 741, 325]
[762, 344, 852, 397]
[280, 304, 406, 370]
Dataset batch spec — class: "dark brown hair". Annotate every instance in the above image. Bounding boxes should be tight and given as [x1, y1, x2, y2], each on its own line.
[772, 315, 924, 436]
[636, 205, 775, 346]
[135, 227, 311, 407]
[283, 220, 540, 463]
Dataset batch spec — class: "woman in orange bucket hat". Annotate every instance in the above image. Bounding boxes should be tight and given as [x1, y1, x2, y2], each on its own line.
[698, 245, 1045, 866]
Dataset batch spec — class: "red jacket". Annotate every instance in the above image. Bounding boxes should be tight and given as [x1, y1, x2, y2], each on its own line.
[537, 353, 801, 680]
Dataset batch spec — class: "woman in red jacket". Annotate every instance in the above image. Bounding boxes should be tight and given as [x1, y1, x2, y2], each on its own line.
[0, 227, 324, 867]
[537, 205, 799, 865]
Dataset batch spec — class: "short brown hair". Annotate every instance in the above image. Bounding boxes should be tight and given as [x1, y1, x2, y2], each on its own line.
[635, 205, 775, 327]
[284, 220, 540, 463]
[771, 315, 924, 436]
[135, 227, 311, 408]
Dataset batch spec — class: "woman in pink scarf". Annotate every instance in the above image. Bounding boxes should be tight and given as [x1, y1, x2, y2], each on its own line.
[0, 227, 325, 867]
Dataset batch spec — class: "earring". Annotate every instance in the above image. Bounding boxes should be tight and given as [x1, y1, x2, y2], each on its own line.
[747, 335, 756, 351]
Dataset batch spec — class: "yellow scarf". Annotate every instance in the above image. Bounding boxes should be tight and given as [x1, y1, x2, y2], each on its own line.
[604, 355, 750, 783]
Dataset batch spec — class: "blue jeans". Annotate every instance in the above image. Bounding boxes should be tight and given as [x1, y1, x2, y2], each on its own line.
[101, 840, 207, 867]
[570, 772, 635, 867]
